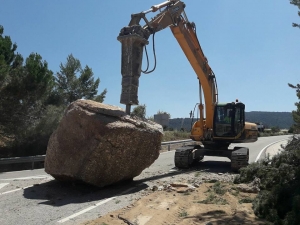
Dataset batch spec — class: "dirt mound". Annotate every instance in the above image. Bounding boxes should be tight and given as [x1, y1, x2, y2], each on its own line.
[85, 181, 268, 225]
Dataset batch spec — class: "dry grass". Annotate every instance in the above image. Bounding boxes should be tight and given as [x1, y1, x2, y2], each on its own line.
[162, 130, 190, 142]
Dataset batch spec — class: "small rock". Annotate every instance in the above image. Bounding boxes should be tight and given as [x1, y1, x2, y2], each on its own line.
[170, 182, 189, 187]
[158, 186, 164, 191]
[237, 177, 260, 193]
[151, 186, 158, 191]
[188, 185, 196, 190]
[194, 183, 200, 188]
[176, 187, 190, 193]
[176, 186, 195, 193]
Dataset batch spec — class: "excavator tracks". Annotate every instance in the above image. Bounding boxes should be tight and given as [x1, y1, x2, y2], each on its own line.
[231, 147, 249, 171]
[174, 145, 249, 171]
[174, 146, 195, 169]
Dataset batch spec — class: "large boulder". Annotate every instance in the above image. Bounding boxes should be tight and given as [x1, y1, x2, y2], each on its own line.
[45, 99, 163, 187]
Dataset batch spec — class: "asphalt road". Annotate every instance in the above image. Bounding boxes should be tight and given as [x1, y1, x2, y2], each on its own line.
[0, 135, 292, 225]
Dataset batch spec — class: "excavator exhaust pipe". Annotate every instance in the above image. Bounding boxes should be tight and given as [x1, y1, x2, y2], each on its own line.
[117, 25, 149, 114]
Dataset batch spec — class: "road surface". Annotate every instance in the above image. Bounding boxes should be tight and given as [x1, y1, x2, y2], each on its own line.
[0, 135, 292, 225]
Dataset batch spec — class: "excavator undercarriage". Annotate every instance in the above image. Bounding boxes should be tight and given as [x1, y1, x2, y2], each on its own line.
[174, 144, 249, 171]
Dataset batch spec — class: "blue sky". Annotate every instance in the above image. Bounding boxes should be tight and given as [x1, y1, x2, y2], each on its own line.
[1, 1, 299, 118]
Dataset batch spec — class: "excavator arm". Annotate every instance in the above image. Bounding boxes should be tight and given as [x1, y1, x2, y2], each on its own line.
[118, 0, 218, 140]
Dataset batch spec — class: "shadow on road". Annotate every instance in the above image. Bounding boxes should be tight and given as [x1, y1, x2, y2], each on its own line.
[23, 179, 148, 207]
[23, 160, 235, 207]
[135, 160, 234, 184]
[193, 160, 233, 173]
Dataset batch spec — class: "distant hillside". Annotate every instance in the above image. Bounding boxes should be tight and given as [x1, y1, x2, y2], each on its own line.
[169, 111, 293, 131]
[245, 111, 293, 129]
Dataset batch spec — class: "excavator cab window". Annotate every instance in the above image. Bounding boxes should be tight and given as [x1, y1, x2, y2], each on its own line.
[213, 103, 245, 138]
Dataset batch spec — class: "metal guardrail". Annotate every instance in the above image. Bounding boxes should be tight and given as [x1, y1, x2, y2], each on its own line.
[0, 139, 195, 169]
[161, 139, 195, 151]
[0, 155, 45, 170]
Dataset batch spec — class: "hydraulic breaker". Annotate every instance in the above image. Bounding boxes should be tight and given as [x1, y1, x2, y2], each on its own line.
[117, 25, 150, 114]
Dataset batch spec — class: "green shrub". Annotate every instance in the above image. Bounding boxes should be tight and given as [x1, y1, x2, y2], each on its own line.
[5, 105, 64, 157]
[235, 137, 300, 224]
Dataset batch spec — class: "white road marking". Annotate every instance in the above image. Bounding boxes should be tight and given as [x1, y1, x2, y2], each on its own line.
[57, 197, 115, 223]
[0, 175, 51, 181]
[255, 139, 288, 162]
[0, 185, 33, 195]
[1, 168, 44, 174]
[160, 150, 175, 154]
[1, 187, 22, 195]
[0, 183, 9, 190]
[57, 186, 138, 223]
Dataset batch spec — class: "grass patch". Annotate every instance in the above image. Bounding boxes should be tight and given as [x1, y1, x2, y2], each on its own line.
[179, 210, 188, 217]
[197, 193, 228, 205]
[115, 199, 121, 204]
[198, 182, 229, 205]
[212, 181, 227, 195]
[239, 197, 254, 204]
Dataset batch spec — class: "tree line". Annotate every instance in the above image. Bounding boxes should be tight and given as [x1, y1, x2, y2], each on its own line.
[0, 25, 107, 157]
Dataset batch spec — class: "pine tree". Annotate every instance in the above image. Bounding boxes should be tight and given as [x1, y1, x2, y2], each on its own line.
[288, 83, 300, 132]
[0, 25, 17, 89]
[54, 54, 107, 105]
[290, 0, 300, 28]
[0, 25, 54, 150]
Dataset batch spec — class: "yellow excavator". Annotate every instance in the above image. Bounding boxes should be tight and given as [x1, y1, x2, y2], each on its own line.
[117, 0, 258, 171]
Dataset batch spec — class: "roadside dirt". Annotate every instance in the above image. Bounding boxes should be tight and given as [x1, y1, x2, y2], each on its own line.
[83, 180, 269, 225]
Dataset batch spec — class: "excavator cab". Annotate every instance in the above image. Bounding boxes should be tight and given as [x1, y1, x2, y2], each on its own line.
[213, 102, 245, 138]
